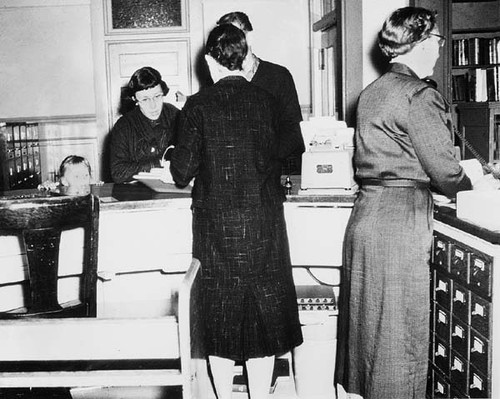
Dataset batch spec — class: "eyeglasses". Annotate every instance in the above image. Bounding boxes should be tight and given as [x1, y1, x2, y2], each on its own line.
[136, 93, 164, 105]
[429, 33, 446, 47]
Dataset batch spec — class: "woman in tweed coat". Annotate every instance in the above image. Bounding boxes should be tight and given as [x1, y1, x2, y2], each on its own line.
[334, 7, 472, 399]
[170, 24, 302, 399]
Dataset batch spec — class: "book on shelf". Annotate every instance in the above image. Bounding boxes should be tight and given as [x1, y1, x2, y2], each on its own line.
[452, 73, 469, 102]
[453, 37, 500, 67]
[452, 67, 500, 102]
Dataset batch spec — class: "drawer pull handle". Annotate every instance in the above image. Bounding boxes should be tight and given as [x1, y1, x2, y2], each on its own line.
[435, 381, 445, 394]
[453, 291, 465, 303]
[471, 338, 484, 354]
[470, 374, 484, 391]
[473, 259, 485, 271]
[451, 358, 464, 372]
[436, 280, 448, 292]
[453, 249, 465, 260]
[452, 326, 464, 338]
[435, 344, 446, 357]
[472, 304, 485, 317]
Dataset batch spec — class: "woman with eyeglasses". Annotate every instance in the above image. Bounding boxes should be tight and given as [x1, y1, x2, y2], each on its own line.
[334, 7, 472, 399]
[110, 66, 179, 183]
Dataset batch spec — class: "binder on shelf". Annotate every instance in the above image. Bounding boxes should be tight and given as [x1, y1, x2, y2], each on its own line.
[19, 124, 27, 142]
[0, 122, 41, 190]
[20, 142, 29, 188]
[27, 145, 35, 187]
[476, 68, 488, 102]
[14, 146, 22, 188]
[0, 123, 7, 191]
[33, 143, 41, 185]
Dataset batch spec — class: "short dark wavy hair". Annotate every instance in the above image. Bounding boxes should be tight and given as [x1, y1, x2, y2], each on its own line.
[217, 11, 253, 32]
[127, 66, 169, 97]
[205, 24, 248, 71]
[378, 7, 437, 59]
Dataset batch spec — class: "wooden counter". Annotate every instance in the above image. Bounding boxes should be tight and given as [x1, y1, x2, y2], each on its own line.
[87, 182, 355, 318]
[92, 179, 356, 210]
[434, 204, 500, 245]
[0, 181, 355, 318]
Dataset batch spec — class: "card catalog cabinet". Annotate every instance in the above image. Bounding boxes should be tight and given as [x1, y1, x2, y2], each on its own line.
[428, 220, 500, 399]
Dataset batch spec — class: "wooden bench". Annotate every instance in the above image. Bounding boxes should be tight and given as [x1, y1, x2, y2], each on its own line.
[0, 258, 200, 398]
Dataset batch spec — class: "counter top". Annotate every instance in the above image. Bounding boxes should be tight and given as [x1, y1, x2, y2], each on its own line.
[96, 182, 500, 245]
[0, 180, 356, 211]
[92, 183, 192, 211]
[434, 204, 500, 245]
[94, 181, 357, 210]
[3, 181, 499, 246]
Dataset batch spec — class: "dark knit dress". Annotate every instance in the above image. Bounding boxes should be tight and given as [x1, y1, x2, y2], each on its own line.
[251, 59, 305, 161]
[335, 63, 472, 399]
[110, 103, 179, 183]
[170, 76, 303, 361]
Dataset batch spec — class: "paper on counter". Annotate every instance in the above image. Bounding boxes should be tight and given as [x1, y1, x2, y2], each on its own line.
[459, 159, 484, 185]
[460, 158, 500, 191]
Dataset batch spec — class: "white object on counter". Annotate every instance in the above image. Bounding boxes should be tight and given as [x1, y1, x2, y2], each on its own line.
[133, 165, 192, 193]
[459, 159, 484, 185]
[459, 158, 500, 190]
[135, 166, 175, 184]
[456, 190, 500, 231]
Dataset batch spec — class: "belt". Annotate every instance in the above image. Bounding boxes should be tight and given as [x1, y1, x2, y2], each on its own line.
[361, 179, 429, 189]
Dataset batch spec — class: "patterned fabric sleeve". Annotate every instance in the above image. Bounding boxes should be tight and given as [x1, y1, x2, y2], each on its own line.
[170, 101, 202, 187]
[408, 87, 472, 197]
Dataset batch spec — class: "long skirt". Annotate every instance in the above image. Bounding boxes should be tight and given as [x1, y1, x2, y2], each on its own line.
[335, 185, 433, 399]
[192, 204, 303, 361]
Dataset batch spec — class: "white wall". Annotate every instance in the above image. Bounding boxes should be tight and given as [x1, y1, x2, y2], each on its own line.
[362, 0, 409, 88]
[0, 0, 95, 119]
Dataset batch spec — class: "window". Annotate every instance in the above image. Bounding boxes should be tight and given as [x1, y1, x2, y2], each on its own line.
[105, 0, 187, 34]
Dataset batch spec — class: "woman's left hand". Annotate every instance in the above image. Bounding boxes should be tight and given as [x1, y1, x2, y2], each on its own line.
[486, 162, 500, 180]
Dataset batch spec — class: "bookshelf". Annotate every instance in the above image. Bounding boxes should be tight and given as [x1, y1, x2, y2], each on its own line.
[0, 122, 41, 191]
[450, 1, 500, 164]
[451, 33, 500, 102]
[414, 0, 500, 164]
[455, 102, 500, 163]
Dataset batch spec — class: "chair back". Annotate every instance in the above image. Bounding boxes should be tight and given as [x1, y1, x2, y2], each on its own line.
[0, 193, 99, 318]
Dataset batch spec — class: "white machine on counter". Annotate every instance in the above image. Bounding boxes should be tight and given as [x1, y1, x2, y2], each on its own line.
[299, 117, 357, 195]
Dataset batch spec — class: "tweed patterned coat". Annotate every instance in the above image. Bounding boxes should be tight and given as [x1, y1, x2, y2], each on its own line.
[170, 76, 303, 360]
[335, 63, 472, 399]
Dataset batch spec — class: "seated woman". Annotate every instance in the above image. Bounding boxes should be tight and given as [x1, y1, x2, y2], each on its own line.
[110, 66, 179, 183]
